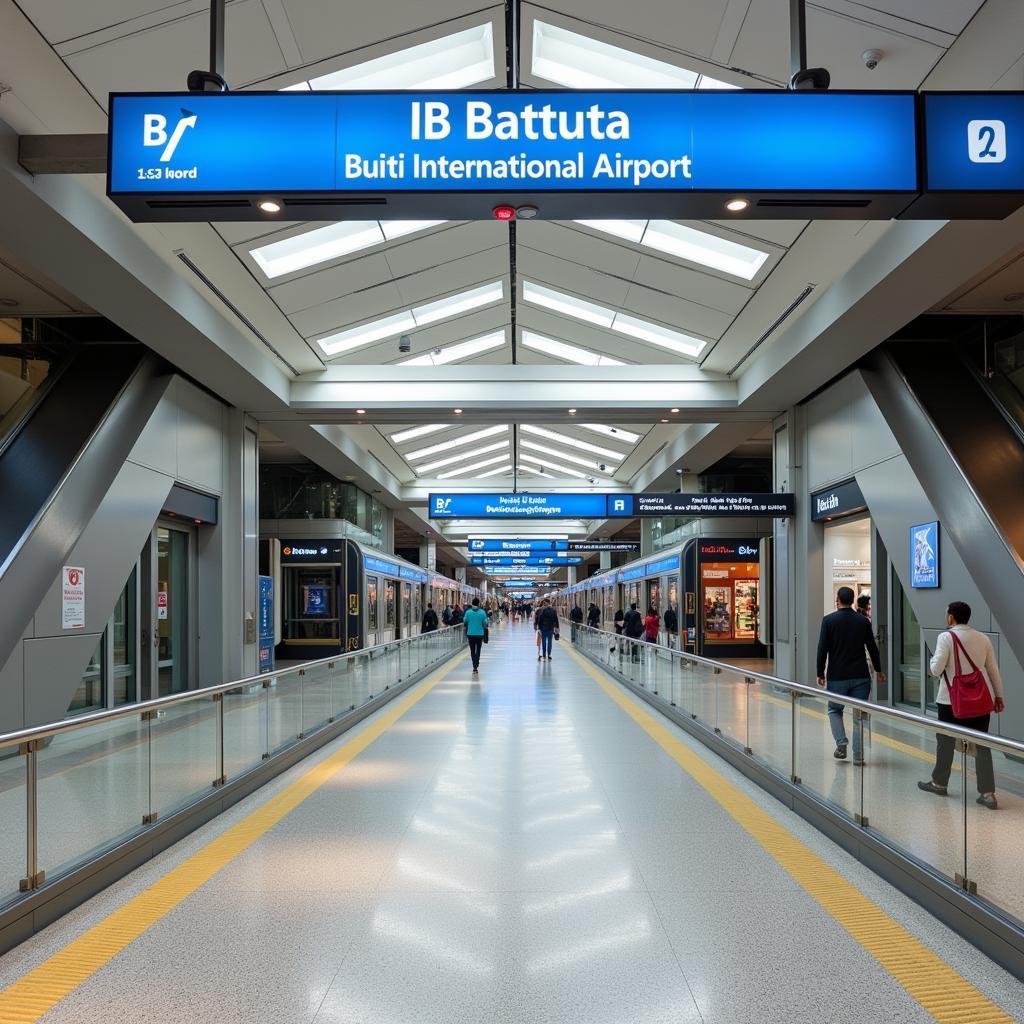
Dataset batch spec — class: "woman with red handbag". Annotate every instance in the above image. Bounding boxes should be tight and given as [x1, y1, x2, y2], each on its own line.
[918, 601, 1006, 809]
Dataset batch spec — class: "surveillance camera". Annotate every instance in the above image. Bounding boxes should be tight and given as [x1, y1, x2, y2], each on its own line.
[586, 475, 596, 484]
[432, 346, 442, 356]
[398, 334, 412, 353]
[675, 468, 684, 477]
[598, 463, 607, 472]
[862, 49, 882, 71]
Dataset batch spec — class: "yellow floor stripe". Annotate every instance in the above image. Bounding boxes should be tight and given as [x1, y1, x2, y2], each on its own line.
[568, 646, 1014, 1024]
[0, 652, 468, 1024]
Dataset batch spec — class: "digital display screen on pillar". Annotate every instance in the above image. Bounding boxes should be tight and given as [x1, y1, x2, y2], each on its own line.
[106, 90, 938, 222]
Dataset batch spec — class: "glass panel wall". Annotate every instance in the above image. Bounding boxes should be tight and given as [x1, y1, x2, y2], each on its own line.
[157, 526, 190, 696]
[68, 638, 104, 716]
[112, 567, 137, 705]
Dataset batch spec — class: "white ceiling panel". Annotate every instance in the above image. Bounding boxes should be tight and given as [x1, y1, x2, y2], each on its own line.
[291, 280, 407, 338]
[516, 249, 632, 308]
[391, 251, 509, 306]
[63, 0, 287, 100]
[517, 222, 643, 280]
[943, 252, 1024, 312]
[545, 0, 734, 60]
[19, 0, 190, 45]
[267, 254, 396, 315]
[631, 255, 755, 317]
[827, 0, 984, 36]
[216, 221, 306, 248]
[730, 0, 946, 88]
[280, 0, 491, 63]
[619, 282, 733, 341]
[707, 219, 806, 248]
[515, 307, 632, 362]
[382, 223, 505, 279]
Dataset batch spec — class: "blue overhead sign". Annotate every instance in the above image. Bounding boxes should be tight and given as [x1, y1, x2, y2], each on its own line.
[363, 555, 401, 577]
[468, 538, 569, 552]
[471, 556, 584, 566]
[430, 493, 609, 519]
[645, 556, 681, 576]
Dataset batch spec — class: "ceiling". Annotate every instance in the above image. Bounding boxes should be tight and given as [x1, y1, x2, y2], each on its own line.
[3, 0, 1024, 576]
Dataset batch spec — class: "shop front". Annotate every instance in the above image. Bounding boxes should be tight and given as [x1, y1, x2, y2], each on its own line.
[695, 539, 765, 658]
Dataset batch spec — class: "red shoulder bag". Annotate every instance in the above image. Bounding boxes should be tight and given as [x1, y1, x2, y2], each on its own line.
[943, 633, 995, 719]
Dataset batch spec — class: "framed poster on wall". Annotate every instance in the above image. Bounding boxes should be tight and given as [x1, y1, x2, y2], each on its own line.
[910, 521, 940, 589]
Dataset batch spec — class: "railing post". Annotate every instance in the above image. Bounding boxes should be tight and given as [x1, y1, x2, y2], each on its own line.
[713, 666, 722, 735]
[19, 740, 43, 891]
[213, 693, 226, 786]
[297, 667, 306, 739]
[789, 690, 801, 784]
[262, 677, 272, 759]
[743, 677, 753, 755]
[328, 661, 335, 722]
[142, 709, 158, 822]
[955, 739, 977, 894]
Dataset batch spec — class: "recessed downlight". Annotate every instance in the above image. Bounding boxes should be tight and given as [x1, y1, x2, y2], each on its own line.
[670, 407, 680, 413]
[356, 409, 366, 414]
[454, 408, 463, 414]
[258, 198, 283, 213]
[725, 198, 749, 212]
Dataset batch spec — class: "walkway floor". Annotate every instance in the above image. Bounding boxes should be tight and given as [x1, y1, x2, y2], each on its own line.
[0, 623, 1021, 1024]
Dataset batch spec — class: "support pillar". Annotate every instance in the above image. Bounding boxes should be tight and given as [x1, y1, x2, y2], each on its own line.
[419, 540, 437, 571]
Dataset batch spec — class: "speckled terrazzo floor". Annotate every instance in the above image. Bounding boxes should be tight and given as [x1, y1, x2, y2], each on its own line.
[1, 623, 1022, 1024]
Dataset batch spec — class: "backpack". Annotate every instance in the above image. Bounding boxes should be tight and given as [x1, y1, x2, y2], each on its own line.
[943, 632, 995, 719]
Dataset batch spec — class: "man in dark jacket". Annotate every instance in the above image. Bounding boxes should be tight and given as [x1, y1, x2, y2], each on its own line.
[623, 602, 644, 661]
[587, 603, 601, 629]
[817, 586, 885, 765]
[570, 603, 583, 642]
[663, 605, 679, 648]
[536, 601, 559, 661]
[421, 603, 438, 633]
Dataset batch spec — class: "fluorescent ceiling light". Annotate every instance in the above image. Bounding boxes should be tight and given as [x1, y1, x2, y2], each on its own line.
[578, 423, 641, 444]
[520, 438, 611, 471]
[250, 220, 445, 279]
[416, 440, 508, 474]
[476, 464, 513, 478]
[316, 281, 503, 357]
[613, 313, 706, 357]
[522, 281, 613, 328]
[574, 220, 646, 244]
[391, 423, 449, 444]
[317, 310, 417, 356]
[308, 24, 495, 91]
[640, 222, 768, 280]
[411, 282, 504, 327]
[437, 453, 510, 478]
[521, 424, 626, 460]
[532, 20, 698, 89]
[520, 455, 587, 480]
[401, 330, 505, 366]
[521, 280, 706, 360]
[408, 424, 507, 461]
[573, 220, 768, 281]
[521, 330, 624, 367]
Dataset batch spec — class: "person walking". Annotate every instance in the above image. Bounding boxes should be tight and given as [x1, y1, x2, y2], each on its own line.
[536, 600, 560, 661]
[570, 603, 583, 642]
[421, 602, 438, 633]
[587, 602, 601, 629]
[623, 602, 644, 661]
[918, 601, 1005, 809]
[452, 604, 464, 625]
[663, 603, 678, 649]
[612, 607, 625, 654]
[441, 604, 452, 627]
[816, 586, 885, 765]
[856, 594, 872, 619]
[643, 606, 660, 644]
[463, 598, 489, 676]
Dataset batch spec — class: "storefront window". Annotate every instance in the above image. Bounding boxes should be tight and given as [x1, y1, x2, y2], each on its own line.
[701, 561, 760, 644]
[385, 581, 396, 626]
[283, 567, 340, 643]
[367, 576, 379, 630]
[822, 517, 872, 614]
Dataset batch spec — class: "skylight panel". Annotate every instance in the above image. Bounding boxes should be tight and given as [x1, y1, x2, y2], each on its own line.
[573, 220, 646, 244]
[520, 438, 611, 471]
[309, 24, 495, 91]
[521, 281, 614, 328]
[613, 313, 706, 357]
[407, 424, 507, 461]
[411, 282, 504, 327]
[520, 454, 587, 479]
[578, 423, 641, 444]
[476, 464, 513, 479]
[401, 331, 505, 366]
[415, 441, 508, 475]
[531, 20, 698, 89]
[521, 424, 626, 460]
[315, 281, 503, 357]
[437, 453, 511, 478]
[316, 310, 417, 357]
[391, 423, 449, 444]
[521, 330, 624, 367]
[640, 222, 768, 280]
[251, 220, 444, 281]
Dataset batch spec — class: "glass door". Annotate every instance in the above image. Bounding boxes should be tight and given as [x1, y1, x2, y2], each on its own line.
[155, 524, 192, 696]
[892, 566, 923, 710]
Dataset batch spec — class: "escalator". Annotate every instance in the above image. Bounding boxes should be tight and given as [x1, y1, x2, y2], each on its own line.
[0, 319, 170, 668]
[862, 317, 1024, 667]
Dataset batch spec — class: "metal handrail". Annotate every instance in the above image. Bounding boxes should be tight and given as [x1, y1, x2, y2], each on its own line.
[0, 625, 465, 750]
[577, 624, 1024, 759]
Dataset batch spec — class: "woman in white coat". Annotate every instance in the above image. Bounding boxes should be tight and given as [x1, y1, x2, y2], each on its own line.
[918, 601, 1005, 809]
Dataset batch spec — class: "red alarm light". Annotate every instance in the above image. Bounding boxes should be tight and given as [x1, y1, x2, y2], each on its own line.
[492, 205, 516, 221]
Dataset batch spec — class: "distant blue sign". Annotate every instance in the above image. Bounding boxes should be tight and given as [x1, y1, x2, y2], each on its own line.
[258, 574, 274, 675]
[364, 555, 401, 577]
[430, 493, 609, 519]
[910, 521, 940, 589]
[471, 556, 583, 566]
[468, 538, 568, 552]
[399, 565, 428, 583]
[924, 93, 1024, 191]
[646, 556, 681, 577]
[108, 90, 918, 198]
[619, 566, 646, 583]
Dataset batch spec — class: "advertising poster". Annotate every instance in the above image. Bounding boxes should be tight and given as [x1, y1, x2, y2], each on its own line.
[62, 566, 85, 630]
[910, 521, 940, 589]
[703, 586, 732, 638]
[303, 584, 329, 617]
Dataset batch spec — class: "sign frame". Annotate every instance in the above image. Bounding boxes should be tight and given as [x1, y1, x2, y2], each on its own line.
[909, 521, 940, 589]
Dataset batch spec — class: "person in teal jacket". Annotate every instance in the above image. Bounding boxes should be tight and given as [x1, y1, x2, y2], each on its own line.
[463, 598, 489, 675]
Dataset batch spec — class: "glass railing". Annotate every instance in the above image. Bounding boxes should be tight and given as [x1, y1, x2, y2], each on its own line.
[0, 625, 466, 908]
[573, 624, 1024, 929]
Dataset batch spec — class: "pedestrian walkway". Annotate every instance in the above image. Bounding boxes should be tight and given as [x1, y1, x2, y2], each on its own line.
[0, 627, 1021, 1023]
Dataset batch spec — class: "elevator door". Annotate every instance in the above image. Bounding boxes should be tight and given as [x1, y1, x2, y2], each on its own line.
[153, 523, 194, 696]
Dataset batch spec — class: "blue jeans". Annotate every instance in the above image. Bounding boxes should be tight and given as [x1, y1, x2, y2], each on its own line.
[540, 629, 554, 657]
[826, 677, 871, 759]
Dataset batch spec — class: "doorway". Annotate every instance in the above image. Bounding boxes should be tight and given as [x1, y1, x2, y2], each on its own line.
[145, 522, 197, 697]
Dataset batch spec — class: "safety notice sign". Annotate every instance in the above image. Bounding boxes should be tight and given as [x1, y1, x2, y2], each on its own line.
[62, 566, 85, 630]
